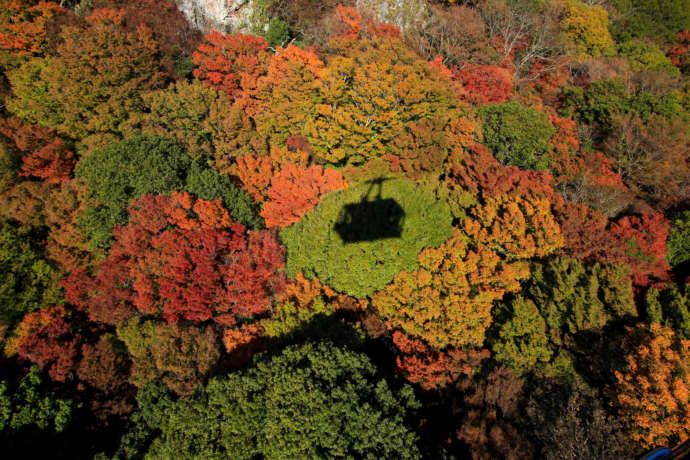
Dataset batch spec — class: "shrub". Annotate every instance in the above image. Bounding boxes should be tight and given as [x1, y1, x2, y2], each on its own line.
[619, 40, 680, 76]
[667, 211, 690, 266]
[479, 102, 555, 171]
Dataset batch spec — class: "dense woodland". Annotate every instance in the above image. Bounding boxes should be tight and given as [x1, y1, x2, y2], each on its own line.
[0, 0, 689, 458]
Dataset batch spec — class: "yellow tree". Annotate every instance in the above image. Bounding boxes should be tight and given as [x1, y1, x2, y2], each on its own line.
[304, 36, 461, 170]
[443, 143, 565, 260]
[463, 189, 565, 260]
[555, 0, 614, 57]
[372, 230, 527, 349]
[7, 12, 166, 151]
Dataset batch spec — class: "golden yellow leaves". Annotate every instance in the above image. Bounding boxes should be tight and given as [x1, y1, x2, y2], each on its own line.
[463, 191, 564, 260]
[372, 230, 527, 349]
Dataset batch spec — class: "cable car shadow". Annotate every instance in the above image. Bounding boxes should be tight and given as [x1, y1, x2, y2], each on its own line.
[334, 177, 405, 243]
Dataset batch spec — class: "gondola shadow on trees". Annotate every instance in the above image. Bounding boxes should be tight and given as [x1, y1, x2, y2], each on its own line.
[334, 178, 405, 243]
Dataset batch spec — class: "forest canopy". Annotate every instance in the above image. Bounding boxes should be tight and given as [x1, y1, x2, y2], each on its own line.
[0, 0, 688, 459]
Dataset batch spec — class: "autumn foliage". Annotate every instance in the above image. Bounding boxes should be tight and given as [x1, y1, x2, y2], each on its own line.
[77, 333, 130, 395]
[444, 143, 565, 260]
[555, 0, 615, 57]
[117, 317, 220, 395]
[228, 154, 275, 203]
[304, 36, 460, 168]
[87, 0, 200, 75]
[7, 14, 167, 148]
[392, 331, 489, 390]
[254, 44, 325, 146]
[609, 213, 671, 286]
[454, 367, 531, 459]
[0, 1, 687, 456]
[0, 117, 75, 184]
[0, 0, 72, 56]
[221, 323, 266, 369]
[613, 324, 690, 448]
[452, 64, 513, 105]
[372, 230, 526, 349]
[261, 164, 347, 228]
[15, 306, 82, 383]
[192, 31, 269, 110]
[64, 192, 285, 326]
[463, 189, 564, 260]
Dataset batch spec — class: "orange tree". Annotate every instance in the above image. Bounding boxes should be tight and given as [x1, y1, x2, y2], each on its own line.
[443, 143, 565, 260]
[192, 31, 269, 108]
[0, 116, 75, 185]
[253, 45, 325, 147]
[87, 0, 201, 77]
[0, 0, 73, 57]
[391, 330, 490, 390]
[0, 117, 94, 273]
[261, 164, 347, 228]
[613, 324, 690, 449]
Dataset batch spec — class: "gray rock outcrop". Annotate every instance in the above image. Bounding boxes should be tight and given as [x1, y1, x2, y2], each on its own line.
[173, 0, 430, 35]
[175, 0, 261, 34]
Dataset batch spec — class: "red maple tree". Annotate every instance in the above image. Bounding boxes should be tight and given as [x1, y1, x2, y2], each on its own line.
[192, 30, 269, 111]
[64, 192, 286, 326]
[452, 64, 513, 105]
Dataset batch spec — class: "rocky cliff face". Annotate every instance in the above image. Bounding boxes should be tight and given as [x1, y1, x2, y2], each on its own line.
[174, 0, 429, 35]
[174, 0, 259, 34]
[355, 0, 429, 33]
